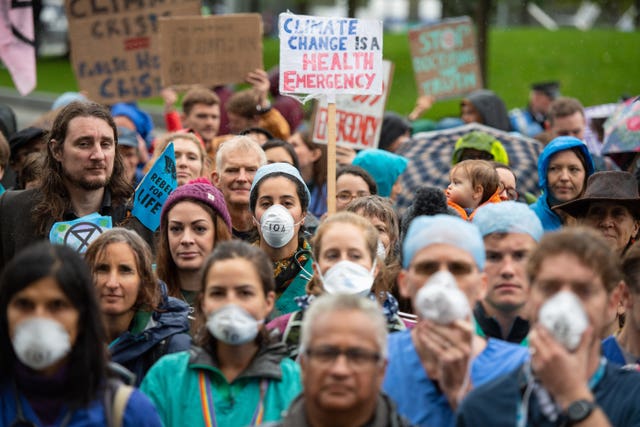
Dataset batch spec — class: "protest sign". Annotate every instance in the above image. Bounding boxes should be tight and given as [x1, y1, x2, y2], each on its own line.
[278, 12, 383, 216]
[312, 60, 392, 150]
[49, 213, 112, 254]
[158, 14, 263, 87]
[408, 17, 482, 100]
[65, 0, 200, 104]
[132, 142, 177, 231]
[278, 13, 384, 98]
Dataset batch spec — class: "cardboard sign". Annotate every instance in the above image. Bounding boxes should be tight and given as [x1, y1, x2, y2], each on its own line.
[132, 142, 177, 231]
[408, 17, 482, 100]
[158, 14, 263, 87]
[278, 12, 384, 97]
[65, 0, 200, 104]
[49, 213, 112, 254]
[311, 60, 393, 150]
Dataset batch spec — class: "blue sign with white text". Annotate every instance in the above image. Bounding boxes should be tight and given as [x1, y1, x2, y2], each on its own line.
[132, 142, 177, 231]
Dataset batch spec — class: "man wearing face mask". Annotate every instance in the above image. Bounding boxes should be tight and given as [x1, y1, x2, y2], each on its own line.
[457, 228, 640, 427]
[383, 215, 529, 427]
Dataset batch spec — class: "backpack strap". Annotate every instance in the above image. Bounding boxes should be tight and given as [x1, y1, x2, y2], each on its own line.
[111, 384, 135, 427]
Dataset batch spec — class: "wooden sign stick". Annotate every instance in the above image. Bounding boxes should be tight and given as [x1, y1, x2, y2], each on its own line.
[326, 95, 337, 215]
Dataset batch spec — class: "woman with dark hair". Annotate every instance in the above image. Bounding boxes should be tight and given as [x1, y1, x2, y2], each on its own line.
[262, 138, 299, 169]
[530, 136, 595, 231]
[0, 242, 161, 426]
[141, 240, 301, 427]
[156, 178, 233, 312]
[288, 124, 328, 217]
[335, 164, 378, 211]
[85, 228, 191, 385]
[249, 162, 313, 315]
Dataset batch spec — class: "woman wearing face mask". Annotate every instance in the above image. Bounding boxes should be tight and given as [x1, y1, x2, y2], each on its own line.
[85, 228, 191, 386]
[249, 162, 313, 316]
[140, 240, 302, 427]
[267, 211, 407, 359]
[346, 195, 410, 313]
[156, 178, 233, 314]
[0, 242, 162, 426]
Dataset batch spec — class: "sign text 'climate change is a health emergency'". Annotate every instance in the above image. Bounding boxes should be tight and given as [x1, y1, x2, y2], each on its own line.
[279, 14, 383, 95]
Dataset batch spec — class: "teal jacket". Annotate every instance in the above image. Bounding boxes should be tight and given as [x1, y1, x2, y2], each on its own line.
[140, 342, 302, 427]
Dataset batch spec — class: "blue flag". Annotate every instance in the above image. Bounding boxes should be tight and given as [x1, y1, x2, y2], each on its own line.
[132, 142, 177, 231]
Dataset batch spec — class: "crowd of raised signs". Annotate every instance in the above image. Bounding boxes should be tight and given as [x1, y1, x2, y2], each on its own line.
[0, 71, 639, 426]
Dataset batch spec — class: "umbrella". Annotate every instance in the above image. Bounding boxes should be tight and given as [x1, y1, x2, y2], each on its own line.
[601, 97, 640, 168]
[583, 103, 620, 155]
[395, 122, 543, 212]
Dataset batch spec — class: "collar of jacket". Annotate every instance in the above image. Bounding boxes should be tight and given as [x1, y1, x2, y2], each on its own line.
[277, 393, 410, 427]
[188, 340, 288, 382]
[473, 301, 529, 344]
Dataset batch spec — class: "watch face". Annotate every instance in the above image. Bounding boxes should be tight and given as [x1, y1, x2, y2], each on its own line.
[567, 399, 595, 422]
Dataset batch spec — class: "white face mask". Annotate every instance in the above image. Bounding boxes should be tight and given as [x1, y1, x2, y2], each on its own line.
[415, 270, 471, 324]
[259, 204, 296, 248]
[317, 260, 376, 296]
[206, 304, 264, 345]
[12, 317, 71, 370]
[538, 290, 588, 351]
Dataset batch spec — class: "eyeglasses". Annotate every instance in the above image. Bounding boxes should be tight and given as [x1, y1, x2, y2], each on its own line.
[411, 260, 475, 277]
[336, 191, 370, 204]
[501, 186, 519, 201]
[305, 345, 381, 369]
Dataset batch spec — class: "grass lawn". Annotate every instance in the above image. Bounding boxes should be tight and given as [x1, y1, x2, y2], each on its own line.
[2, 27, 639, 119]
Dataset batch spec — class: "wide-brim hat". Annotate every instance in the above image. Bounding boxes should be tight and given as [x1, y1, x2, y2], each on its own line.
[553, 171, 640, 218]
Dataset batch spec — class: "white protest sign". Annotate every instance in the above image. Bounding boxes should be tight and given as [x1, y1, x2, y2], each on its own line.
[278, 13, 384, 98]
[312, 60, 393, 150]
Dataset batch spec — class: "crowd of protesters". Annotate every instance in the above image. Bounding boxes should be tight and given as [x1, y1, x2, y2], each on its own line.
[0, 65, 639, 427]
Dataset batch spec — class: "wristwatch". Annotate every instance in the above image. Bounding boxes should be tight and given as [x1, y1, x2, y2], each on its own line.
[566, 399, 597, 425]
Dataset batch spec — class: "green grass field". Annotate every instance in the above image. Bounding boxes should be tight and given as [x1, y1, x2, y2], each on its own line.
[2, 28, 639, 118]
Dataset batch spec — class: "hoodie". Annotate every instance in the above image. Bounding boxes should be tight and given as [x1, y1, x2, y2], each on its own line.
[465, 90, 511, 132]
[353, 149, 409, 198]
[529, 136, 595, 231]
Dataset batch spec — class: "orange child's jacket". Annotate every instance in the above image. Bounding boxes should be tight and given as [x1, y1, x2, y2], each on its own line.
[447, 188, 502, 221]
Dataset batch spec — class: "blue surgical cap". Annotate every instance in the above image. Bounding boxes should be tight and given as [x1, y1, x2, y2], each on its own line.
[402, 214, 485, 270]
[250, 162, 311, 203]
[472, 201, 544, 242]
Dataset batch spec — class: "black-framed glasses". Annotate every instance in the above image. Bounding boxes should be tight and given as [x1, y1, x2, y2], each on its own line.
[306, 345, 381, 368]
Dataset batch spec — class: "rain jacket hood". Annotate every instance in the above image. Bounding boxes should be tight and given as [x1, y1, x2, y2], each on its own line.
[530, 136, 595, 231]
[451, 131, 509, 165]
[353, 149, 409, 198]
[465, 90, 511, 132]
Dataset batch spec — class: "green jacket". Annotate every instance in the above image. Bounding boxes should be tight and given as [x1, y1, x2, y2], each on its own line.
[140, 342, 302, 427]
